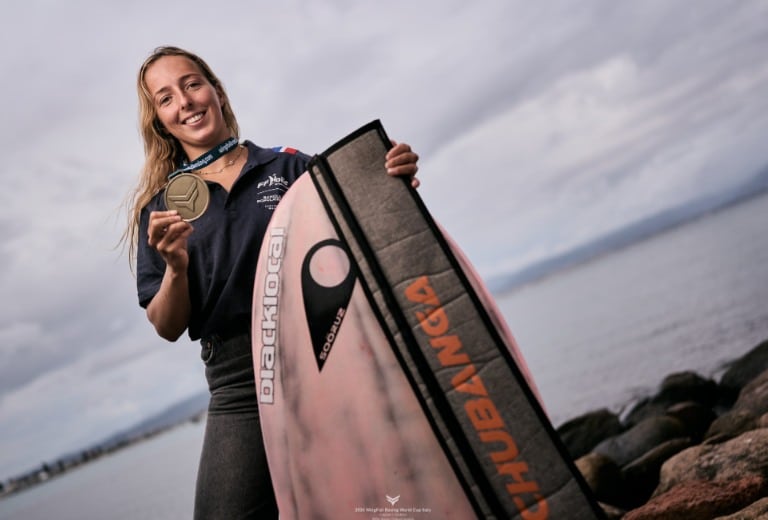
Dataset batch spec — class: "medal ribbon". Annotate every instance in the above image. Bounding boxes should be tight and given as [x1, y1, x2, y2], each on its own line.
[168, 136, 240, 179]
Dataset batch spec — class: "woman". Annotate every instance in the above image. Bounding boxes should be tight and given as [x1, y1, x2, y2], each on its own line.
[126, 46, 420, 519]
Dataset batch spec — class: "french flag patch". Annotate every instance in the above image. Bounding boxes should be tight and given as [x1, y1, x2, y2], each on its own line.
[272, 146, 298, 155]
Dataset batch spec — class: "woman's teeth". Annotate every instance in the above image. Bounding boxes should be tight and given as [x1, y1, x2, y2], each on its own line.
[184, 113, 204, 124]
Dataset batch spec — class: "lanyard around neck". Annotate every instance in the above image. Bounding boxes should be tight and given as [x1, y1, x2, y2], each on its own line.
[168, 137, 239, 179]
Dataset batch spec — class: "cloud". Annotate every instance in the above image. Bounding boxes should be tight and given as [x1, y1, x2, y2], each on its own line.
[418, 2, 768, 276]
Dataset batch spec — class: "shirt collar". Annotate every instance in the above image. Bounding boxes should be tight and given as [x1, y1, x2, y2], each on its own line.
[242, 140, 279, 171]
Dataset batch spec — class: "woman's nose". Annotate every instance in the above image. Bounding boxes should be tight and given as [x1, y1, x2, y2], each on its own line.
[179, 91, 192, 109]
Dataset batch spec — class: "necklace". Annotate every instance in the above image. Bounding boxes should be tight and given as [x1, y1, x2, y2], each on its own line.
[198, 144, 244, 175]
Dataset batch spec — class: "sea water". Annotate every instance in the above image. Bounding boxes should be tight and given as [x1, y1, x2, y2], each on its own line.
[1, 192, 766, 519]
[0, 422, 204, 520]
[498, 191, 768, 426]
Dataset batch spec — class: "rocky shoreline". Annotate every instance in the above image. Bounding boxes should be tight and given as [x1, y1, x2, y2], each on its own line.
[558, 339, 768, 519]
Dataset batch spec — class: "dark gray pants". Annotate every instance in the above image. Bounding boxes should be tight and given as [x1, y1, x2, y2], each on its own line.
[194, 334, 278, 520]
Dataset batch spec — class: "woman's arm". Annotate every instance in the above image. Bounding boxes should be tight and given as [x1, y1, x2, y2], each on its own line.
[145, 210, 194, 341]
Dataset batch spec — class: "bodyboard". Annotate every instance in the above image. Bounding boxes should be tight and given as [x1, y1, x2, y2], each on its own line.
[252, 121, 604, 519]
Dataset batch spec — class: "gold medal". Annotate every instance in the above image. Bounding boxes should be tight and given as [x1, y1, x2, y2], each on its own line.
[164, 173, 210, 221]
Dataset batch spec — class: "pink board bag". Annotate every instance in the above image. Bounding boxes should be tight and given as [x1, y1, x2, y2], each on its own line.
[252, 121, 603, 519]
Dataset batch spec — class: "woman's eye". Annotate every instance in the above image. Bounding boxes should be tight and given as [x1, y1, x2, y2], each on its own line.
[158, 95, 171, 106]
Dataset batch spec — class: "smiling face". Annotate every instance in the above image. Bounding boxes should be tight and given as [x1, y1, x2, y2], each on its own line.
[143, 55, 232, 159]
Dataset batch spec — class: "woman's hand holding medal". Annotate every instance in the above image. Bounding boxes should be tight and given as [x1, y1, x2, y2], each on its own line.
[148, 210, 193, 272]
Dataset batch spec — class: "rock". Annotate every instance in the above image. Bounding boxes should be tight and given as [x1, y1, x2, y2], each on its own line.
[720, 339, 768, 394]
[704, 409, 758, 444]
[657, 371, 720, 406]
[593, 415, 686, 467]
[624, 371, 719, 426]
[574, 452, 623, 505]
[713, 496, 768, 519]
[557, 408, 623, 459]
[623, 396, 667, 427]
[624, 477, 768, 520]
[666, 401, 716, 442]
[655, 428, 768, 496]
[598, 501, 626, 520]
[620, 437, 693, 509]
[732, 368, 768, 416]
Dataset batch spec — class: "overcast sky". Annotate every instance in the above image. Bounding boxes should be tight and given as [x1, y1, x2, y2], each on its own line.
[2, 0, 768, 477]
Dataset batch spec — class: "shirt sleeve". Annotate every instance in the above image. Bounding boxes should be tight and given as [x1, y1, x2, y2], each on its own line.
[136, 204, 165, 308]
[287, 149, 311, 185]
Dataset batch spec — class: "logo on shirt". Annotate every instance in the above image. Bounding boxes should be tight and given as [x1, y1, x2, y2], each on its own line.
[257, 174, 290, 210]
[258, 173, 289, 190]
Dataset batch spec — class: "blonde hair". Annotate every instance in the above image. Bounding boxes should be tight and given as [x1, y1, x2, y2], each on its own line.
[123, 46, 240, 266]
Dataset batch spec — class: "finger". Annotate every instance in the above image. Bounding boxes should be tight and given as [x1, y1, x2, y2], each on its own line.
[386, 140, 418, 164]
[386, 141, 411, 160]
[160, 221, 193, 245]
[149, 210, 182, 224]
[149, 219, 191, 249]
[150, 210, 181, 219]
[386, 151, 419, 168]
[387, 161, 419, 177]
[148, 210, 181, 229]
[148, 212, 182, 241]
[386, 151, 419, 178]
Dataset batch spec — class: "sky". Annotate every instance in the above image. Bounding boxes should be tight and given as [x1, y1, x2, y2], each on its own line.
[2, 0, 768, 478]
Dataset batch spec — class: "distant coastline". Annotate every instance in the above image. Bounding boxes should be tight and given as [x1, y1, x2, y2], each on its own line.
[488, 166, 768, 294]
[0, 392, 209, 499]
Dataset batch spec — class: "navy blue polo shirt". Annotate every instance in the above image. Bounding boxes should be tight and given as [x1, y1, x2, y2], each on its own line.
[137, 141, 310, 341]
